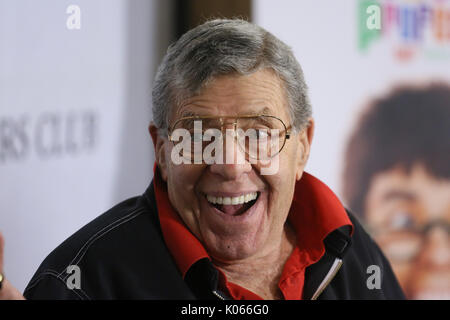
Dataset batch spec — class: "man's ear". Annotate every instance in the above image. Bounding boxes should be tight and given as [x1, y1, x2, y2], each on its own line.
[295, 118, 314, 181]
[149, 123, 169, 181]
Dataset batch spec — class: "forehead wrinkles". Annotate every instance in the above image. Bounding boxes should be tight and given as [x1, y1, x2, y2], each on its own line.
[174, 70, 289, 119]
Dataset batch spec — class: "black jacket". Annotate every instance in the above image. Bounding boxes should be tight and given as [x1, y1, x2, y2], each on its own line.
[23, 182, 405, 300]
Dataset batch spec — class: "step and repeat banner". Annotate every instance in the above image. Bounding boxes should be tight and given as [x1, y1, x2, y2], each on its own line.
[0, 0, 170, 291]
[254, 0, 450, 299]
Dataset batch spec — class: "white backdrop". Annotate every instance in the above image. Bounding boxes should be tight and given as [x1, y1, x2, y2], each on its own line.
[2, 0, 450, 294]
[0, 0, 172, 291]
[253, 0, 450, 201]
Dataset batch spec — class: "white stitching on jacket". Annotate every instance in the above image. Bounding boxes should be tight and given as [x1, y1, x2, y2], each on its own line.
[57, 208, 145, 279]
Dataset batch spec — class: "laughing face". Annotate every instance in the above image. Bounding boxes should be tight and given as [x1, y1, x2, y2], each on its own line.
[150, 69, 313, 263]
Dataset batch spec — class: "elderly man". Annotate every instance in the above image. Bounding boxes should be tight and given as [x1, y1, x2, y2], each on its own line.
[0, 19, 403, 300]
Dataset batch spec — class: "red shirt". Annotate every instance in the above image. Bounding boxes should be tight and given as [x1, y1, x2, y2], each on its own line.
[153, 166, 353, 300]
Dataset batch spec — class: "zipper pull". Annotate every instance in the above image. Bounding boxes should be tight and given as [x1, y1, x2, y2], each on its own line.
[212, 290, 227, 300]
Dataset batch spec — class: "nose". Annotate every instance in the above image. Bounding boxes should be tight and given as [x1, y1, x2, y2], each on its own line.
[209, 130, 252, 180]
[416, 226, 449, 268]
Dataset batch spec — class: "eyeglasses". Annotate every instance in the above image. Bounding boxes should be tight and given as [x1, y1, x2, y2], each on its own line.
[369, 220, 450, 263]
[168, 114, 292, 162]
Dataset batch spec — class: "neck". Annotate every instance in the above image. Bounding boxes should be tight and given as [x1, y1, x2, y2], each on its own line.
[212, 223, 296, 300]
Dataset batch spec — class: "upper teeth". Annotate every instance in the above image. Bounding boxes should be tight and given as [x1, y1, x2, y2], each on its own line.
[206, 192, 258, 205]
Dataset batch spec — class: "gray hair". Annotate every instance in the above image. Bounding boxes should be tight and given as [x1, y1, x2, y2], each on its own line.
[152, 18, 312, 134]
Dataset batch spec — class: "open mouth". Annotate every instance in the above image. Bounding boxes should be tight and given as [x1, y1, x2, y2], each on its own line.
[205, 192, 260, 216]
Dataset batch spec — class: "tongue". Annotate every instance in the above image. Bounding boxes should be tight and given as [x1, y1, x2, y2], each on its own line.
[217, 203, 247, 216]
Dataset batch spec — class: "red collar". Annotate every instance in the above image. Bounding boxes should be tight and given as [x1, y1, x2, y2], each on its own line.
[153, 165, 353, 299]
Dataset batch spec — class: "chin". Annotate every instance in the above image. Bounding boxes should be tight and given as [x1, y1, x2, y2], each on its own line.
[205, 235, 266, 263]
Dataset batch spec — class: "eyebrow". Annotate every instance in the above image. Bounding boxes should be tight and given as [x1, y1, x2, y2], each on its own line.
[178, 110, 200, 118]
[382, 190, 417, 202]
[243, 107, 273, 116]
[179, 106, 274, 118]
